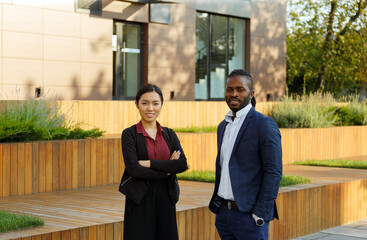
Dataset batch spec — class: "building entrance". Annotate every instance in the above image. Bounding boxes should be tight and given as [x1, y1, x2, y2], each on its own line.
[113, 22, 142, 100]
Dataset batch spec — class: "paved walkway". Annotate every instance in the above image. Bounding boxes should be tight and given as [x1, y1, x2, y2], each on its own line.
[294, 218, 367, 239]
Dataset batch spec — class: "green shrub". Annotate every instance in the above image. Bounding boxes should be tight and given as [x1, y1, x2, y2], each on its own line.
[270, 92, 367, 128]
[0, 210, 44, 233]
[0, 97, 104, 142]
[270, 92, 338, 128]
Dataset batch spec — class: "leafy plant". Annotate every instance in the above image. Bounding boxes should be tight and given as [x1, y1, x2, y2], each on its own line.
[270, 92, 338, 128]
[0, 96, 104, 142]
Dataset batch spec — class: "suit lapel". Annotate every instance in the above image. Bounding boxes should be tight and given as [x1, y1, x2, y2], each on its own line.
[231, 107, 255, 155]
[217, 121, 228, 154]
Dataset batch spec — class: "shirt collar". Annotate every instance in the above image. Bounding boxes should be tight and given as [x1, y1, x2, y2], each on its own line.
[136, 121, 164, 138]
[224, 103, 252, 123]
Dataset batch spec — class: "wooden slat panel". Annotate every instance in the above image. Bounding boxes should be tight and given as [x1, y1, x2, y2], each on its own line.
[90, 140, 97, 187]
[32, 143, 39, 194]
[84, 140, 91, 188]
[24, 143, 32, 195]
[59, 142, 66, 191]
[17, 143, 25, 195]
[107, 140, 114, 185]
[2, 145, 10, 197]
[39, 142, 46, 193]
[113, 140, 120, 184]
[65, 141, 73, 190]
[72, 141, 79, 189]
[113, 222, 122, 240]
[96, 140, 103, 186]
[101, 140, 107, 185]
[52, 142, 60, 192]
[78, 141, 85, 188]
[10, 143, 18, 196]
[45, 142, 53, 192]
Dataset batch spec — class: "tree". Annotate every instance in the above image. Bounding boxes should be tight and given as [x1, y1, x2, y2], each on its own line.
[287, 0, 367, 99]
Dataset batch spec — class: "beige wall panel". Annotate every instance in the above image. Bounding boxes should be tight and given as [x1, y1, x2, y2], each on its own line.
[2, 4, 43, 34]
[12, 0, 43, 8]
[250, 0, 287, 102]
[80, 63, 112, 88]
[101, 2, 148, 23]
[149, 67, 194, 88]
[44, 36, 81, 62]
[251, 19, 286, 40]
[81, 15, 112, 41]
[252, 60, 286, 100]
[43, 86, 80, 100]
[148, 67, 195, 101]
[148, 45, 195, 68]
[148, 24, 195, 48]
[251, 37, 286, 59]
[161, 88, 195, 101]
[1, 84, 42, 100]
[44, 10, 81, 37]
[3, 32, 43, 59]
[81, 39, 112, 64]
[2, 58, 43, 86]
[170, 4, 196, 27]
[183, 0, 196, 10]
[44, 61, 81, 87]
[78, 87, 112, 100]
[44, 0, 75, 12]
[251, 0, 286, 23]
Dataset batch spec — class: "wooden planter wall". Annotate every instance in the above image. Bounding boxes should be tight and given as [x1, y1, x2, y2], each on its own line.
[0, 139, 123, 198]
[1, 125, 367, 197]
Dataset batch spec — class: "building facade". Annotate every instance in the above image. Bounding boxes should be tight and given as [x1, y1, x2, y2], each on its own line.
[0, 0, 286, 101]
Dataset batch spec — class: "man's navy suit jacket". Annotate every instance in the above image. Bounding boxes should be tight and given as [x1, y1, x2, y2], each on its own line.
[209, 107, 283, 222]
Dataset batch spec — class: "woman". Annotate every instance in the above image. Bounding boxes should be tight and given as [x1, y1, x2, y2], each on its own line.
[119, 84, 188, 240]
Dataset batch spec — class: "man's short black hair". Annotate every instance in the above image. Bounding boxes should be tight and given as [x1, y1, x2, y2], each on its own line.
[227, 69, 254, 91]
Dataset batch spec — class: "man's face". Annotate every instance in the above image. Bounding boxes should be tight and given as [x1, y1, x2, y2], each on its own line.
[225, 75, 254, 112]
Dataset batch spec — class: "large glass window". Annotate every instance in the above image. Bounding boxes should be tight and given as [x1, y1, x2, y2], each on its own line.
[195, 13, 246, 100]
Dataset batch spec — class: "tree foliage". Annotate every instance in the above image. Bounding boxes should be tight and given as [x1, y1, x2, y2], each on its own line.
[287, 0, 367, 97]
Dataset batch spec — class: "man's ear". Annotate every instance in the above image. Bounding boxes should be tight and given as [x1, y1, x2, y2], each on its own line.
[250, 90, 255, 98]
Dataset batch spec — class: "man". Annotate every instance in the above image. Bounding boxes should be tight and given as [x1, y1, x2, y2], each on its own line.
[209, 69, 282, 240]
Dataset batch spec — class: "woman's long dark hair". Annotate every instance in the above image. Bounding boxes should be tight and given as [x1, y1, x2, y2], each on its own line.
[227, 69, 256, 108]
[135, 84, 164, 104]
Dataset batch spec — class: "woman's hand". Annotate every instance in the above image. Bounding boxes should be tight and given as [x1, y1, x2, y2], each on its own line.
[170, 150, 181, 160]
[138, 160, 151, 168]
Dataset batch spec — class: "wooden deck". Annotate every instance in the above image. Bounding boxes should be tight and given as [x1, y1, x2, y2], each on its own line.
[1, 165, 367, 239]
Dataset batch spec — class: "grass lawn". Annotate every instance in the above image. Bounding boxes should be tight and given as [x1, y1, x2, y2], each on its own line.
[177, 171, 311, 187]
[294, 159, 367, 169]
[173, 126, 217, 133]
[0, 210, 44, 233]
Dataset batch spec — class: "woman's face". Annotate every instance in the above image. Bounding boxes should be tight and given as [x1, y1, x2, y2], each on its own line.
[136, 91, 162, 124]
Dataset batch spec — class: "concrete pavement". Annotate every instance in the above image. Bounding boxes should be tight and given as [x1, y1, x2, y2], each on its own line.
[294, 219, 367, 239]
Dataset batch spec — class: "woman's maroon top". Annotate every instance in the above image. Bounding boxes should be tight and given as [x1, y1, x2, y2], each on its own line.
[136, 121, 171, 161]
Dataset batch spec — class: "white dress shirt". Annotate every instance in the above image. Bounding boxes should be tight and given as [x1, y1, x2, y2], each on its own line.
[217, 103, 252, 200]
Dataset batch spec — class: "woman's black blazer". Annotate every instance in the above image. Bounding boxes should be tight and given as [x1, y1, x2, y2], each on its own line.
[118, 124, 188, 204]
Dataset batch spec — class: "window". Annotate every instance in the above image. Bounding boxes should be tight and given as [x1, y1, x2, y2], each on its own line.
[195, 12, 246, 100]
